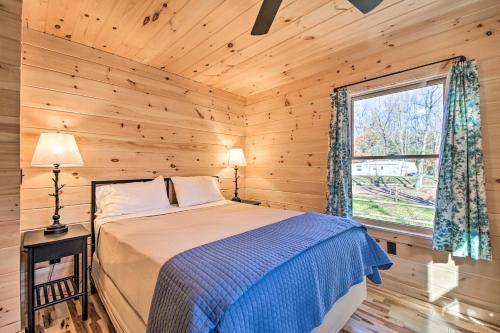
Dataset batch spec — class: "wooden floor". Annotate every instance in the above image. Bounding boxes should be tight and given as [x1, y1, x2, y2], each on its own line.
[35, 284, 500, 333]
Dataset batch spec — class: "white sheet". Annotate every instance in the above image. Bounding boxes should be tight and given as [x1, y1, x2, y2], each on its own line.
[94, 199, 233, 236]
[95, 203, 301, 322]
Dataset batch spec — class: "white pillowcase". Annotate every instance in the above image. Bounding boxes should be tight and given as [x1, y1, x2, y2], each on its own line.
[96, 176, 170, 219]
[171, 176, 224, 208]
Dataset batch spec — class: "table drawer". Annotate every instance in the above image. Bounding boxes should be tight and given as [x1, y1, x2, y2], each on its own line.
[33, 238, 84, 262]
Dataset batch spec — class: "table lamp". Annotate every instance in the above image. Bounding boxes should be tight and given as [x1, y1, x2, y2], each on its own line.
[228, 148, 247, 202]
[31, 133, 84, 234]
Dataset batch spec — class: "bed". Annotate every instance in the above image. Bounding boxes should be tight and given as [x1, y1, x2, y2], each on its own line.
[89, 177, 391, 333]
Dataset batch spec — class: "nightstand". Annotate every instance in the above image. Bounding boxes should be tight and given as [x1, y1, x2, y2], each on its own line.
[234, 199, 262, 205]
[23, 224, 89, 333]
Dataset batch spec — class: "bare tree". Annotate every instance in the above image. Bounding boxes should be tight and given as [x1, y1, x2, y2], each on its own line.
[413, 85, 442, 188]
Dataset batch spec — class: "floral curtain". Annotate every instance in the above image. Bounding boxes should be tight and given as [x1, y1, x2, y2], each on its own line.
[433, 60, 492, 260]
[326, 88, 352, 218]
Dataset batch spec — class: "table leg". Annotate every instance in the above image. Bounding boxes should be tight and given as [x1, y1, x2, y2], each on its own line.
[74, 253, 79, 300]
[82, 240, 88, 321]
[27, 250, 35, 333]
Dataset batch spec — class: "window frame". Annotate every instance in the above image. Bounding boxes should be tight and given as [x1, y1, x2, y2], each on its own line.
[350, 77, 447, 232]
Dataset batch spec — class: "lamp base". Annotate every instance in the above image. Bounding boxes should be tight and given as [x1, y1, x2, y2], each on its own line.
[44, 223, 68, 235]
[232, 197, 242, 202]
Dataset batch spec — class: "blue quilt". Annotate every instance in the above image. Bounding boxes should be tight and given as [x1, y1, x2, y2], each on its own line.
[147, 212, 392, 333]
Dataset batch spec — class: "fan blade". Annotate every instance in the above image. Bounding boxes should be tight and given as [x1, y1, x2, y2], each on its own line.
[251, 0, 283, 36]
[347, 0, 383, 14]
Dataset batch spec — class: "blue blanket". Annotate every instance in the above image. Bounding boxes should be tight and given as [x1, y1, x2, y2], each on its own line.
[147, 212, 392, 333]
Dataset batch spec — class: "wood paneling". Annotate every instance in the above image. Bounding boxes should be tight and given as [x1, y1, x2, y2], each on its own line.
[20, 31, 246, 231]
[13, 0, 500, 329]
[244, 14, 500, 325]
[19, 32, 246, 325]
[21, 0, 500, 95]
[0, 0, 21, 331]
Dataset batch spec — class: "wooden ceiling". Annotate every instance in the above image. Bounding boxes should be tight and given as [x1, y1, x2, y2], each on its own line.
[22, 0, 500, 97]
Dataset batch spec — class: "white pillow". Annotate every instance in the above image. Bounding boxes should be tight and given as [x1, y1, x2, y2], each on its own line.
[96, 176, 170, 219]
[171, 176, 224, 208]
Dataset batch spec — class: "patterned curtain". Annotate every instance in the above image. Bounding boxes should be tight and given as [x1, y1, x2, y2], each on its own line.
[433, 60, 492, 260]
[326, 88, 352, 218]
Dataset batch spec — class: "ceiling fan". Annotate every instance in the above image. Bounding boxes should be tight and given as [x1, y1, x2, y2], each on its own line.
[251, 0, 383, 35]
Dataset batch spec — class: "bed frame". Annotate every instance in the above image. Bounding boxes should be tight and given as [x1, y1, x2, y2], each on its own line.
[89, 176, 218, 292]
[88, 176, 365, 333]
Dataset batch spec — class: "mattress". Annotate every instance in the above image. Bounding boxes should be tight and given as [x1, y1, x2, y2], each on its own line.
[92, 253, 366, 333]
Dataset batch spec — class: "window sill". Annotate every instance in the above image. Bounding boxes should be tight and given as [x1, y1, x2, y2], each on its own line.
[354, 216, 433, 248]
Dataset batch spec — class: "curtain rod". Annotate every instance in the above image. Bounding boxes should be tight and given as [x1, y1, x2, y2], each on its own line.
[333, 55, 466, 92]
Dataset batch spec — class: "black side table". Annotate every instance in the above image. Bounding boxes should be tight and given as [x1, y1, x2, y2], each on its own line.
[23, 224, 89, 333]
[234, 199, 262, 205]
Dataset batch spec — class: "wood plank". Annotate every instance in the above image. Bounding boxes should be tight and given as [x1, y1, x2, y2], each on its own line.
[0, 0, 22, 16]
[130, 0, 226, 64]
[21, 29, 246, 110]
[245, 187, 325, 211]
[21, 129, 235, 165]
[21, 166, 240, 188]
[114, 0, 191, 60]
[246, 177, 326, 196]
[22, 44, 245, 119]
[0, 35, 21, 65]
[0, 294, 21, 330]
[0, 3, 20, 332]
[89, 0, 166, 54]
[246, 165, 327, 182]
[186, 0, 337, 79]
[21, 66, 245, 136]
[136, 0, 260, 67]
[21, 105, 243, 148]
[0, 6, 21, 41]
[0, 89, 20, 118]
[21, 178, 235, 210]
[149, 0, 265, 73]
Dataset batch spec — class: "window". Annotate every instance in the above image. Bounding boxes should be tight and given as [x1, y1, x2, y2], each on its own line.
[351, 79, 445, 229]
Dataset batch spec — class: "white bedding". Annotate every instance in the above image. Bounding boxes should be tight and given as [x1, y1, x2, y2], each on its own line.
[96, 176, 170, 219]
[94, 199, 232, 236]
[170, 176, 224, 207]
[94, 201, 302, 323]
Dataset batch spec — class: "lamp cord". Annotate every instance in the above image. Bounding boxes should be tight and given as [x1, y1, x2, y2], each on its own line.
[47, 263, 55, 283]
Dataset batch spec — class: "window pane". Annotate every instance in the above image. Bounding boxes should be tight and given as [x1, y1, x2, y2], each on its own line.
[353, 83, 444, 157]
[352, 158, 438, 228]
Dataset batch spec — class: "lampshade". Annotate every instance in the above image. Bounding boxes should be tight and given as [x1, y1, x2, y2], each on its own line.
[31, 133, 84, 167]
[228, 148, 247, 167]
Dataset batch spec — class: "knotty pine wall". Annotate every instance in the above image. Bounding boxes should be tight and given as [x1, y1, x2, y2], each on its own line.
[244, 16, 500, 324]
[20, 29, 246, 232]
[17, 29, 247, 328]
[0, 0, 21, 332]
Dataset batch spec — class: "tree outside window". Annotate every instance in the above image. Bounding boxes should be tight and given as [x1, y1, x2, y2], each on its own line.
[352, 79, 444, 228]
